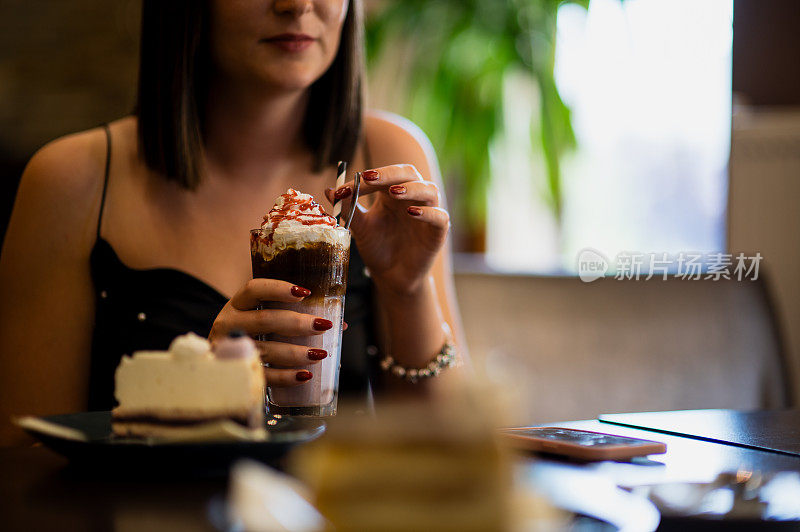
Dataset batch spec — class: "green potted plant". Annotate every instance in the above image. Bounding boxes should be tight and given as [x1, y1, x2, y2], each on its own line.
[366, 0, 588, 251]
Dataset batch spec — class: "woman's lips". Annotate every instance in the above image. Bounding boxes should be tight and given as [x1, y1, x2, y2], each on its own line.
[263, 33, 315, 52]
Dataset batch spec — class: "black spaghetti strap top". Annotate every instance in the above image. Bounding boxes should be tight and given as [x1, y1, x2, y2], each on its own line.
[88, 125, 376, 410]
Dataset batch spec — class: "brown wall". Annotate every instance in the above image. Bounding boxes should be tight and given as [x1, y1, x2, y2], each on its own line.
[0, 0, 141, 242]
[733, 0, 800, 106]
[730, 0, 800, 402]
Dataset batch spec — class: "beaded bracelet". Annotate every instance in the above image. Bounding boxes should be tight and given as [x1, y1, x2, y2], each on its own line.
[375, 326, 459, 384]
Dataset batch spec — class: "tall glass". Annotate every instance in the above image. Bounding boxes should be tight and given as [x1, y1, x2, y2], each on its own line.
[250, 228, 350, 416]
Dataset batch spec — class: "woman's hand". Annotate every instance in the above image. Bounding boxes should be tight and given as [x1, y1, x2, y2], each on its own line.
[208, 279, 332, 387]
[326, 164, 450, 297]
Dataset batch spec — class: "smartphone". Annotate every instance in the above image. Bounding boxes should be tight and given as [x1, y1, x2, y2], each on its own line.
[500, 427, 667, 460]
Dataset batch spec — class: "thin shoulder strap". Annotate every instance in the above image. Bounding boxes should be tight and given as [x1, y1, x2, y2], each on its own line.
[96, 124, 112, 239]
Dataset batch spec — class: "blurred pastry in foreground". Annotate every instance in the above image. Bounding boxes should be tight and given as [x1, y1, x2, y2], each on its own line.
[291, 398, 512, 532]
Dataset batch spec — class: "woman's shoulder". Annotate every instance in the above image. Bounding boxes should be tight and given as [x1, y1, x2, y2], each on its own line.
[25, 130, 103, 190]
[364, 111, 440, 178]
[23, 117, 135, 196]
[19, 117, 137, 216]
[10, 118, 135, 253]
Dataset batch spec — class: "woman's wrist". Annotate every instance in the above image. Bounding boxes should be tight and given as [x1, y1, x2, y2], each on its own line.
[379, 323, 457, 383]
[372, 273, 431, 302]
[374, 275, 448, 370]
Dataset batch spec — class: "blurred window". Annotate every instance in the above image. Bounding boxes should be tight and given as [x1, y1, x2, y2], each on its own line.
[486, 0, 733, 273]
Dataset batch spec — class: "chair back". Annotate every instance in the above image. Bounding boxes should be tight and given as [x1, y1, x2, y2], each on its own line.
[454, 273, 789, 424]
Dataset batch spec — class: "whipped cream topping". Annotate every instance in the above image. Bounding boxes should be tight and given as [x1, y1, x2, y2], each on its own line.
[264, 189, 336, 229]
[252, 188, 350, 260]
[169, 332, 213, 362]
[134, 332, 256, 363]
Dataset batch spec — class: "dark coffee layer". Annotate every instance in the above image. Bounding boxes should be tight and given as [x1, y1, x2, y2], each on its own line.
[251, 242, 350, 296]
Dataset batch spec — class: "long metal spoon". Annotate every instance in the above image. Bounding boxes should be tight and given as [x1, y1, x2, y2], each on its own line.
[344, 171, 361, 230]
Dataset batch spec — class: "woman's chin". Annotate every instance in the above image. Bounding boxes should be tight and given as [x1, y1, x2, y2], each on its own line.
[257, 69, 325, 93]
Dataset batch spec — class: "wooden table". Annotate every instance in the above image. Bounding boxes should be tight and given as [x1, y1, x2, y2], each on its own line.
[0, 446, 222, 531]
[3, 411, 799, 531]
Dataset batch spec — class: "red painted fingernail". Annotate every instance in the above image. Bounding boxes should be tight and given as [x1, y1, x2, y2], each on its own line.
[334, 187, 352, 201]
[307, 349, 328, 360]
[313, 318, 333, 331]
[296, 370, 313, 382]
[291, 285, 311, 298]
[407, 206, 423, 216]
[362, 169, 380, 181]
[389, 185, 406, 195]
[343, 321, 349, 331]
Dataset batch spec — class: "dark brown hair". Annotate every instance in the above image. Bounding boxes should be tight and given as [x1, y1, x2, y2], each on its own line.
[136, 1, 364, 189]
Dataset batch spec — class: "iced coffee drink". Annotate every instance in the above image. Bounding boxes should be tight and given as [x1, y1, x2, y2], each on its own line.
[250, 189, 350, 416]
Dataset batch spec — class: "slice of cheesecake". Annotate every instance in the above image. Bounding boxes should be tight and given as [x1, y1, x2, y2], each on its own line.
[111, 332, 265, 439]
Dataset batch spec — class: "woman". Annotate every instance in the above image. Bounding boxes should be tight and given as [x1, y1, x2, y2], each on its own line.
[0, 0, 463, 445]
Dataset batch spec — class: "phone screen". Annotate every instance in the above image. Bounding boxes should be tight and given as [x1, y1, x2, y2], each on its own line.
[504, 428, 655, 447]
